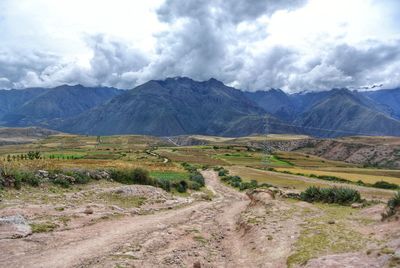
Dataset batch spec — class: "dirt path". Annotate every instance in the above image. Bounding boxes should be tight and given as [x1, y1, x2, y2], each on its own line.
[0, 171, 258, 267]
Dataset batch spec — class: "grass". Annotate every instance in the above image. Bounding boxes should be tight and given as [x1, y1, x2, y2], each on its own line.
[149, 171, 189, 180]
[98, 192, 146, 208]
[229, 165, 395, 200]
[275, 167, 400, 185]
[287, 204, 371, 267]
[267, 155, 293, 167]
[30, 222, 58, 233]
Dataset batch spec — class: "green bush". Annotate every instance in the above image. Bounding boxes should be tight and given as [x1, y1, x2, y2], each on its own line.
[218, 169, 228, 176]
[372, 181, 399, 190]
[388, 191, 400, 209]
[155, 178, 171, 192]
[110, 168, 153, 185]
[52, 177, 71, 188]
[176, 180, 188, 193]
[382, 191, 400, 219]
[300, 186, 361, 205]
[190, 173, 205, 187]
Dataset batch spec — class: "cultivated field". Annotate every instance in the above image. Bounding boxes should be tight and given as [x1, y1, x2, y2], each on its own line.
[0, 134, 399, 267]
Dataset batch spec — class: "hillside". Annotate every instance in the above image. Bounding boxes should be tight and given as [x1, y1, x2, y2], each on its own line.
[363, 88, 400, 119]
[56, 77, 286, 136]
[1, 85, 122, 126]
[294, 89, 400, 137]
[0, 126, 60, 145]
[1, 79, 400, 137]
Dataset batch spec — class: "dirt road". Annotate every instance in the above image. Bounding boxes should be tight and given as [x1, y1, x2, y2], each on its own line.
[0, 171, 265, 267]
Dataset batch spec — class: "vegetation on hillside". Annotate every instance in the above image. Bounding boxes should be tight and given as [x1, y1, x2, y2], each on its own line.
[300, 186, 362, 205]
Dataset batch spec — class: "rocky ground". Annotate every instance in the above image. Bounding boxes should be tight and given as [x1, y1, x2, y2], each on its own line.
[0, 171, 399, 268]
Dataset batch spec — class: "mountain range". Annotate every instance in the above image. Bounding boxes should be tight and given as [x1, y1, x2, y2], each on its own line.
[1, 77, 400, 137]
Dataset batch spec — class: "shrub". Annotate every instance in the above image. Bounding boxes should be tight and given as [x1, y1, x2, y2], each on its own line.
[176, 180, 188, 193]
[300, 186, 361, 205]
[52, 177, 71, 188]
[155, 178, 171, 192]
[110, 168, 152, 185]
[372, 181, 399, 190]
[382, 191, 400, 219]
[27, 151, 41, 160]
[132, 168, 153, 185]
[71, 172, 91, 184]
[218, 169, 228, 176]
[190, 173, 205, 187]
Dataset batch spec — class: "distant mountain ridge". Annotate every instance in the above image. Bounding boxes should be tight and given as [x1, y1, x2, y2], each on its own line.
[55, 78, 295, 136]
[0, 85, 122, 127]
[1, 78, 400, 137]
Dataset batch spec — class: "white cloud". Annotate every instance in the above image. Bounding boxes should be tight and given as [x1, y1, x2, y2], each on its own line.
[0, 0, 399, 91]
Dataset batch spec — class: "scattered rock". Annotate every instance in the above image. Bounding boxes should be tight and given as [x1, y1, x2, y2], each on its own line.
[88, 170, 110, 180]
[193, 261, 201, 268]
[246, 189, 275, 206]
[0, 214, 32, 239]
[351, 203, 363, 209]
[84, 207, 94, 215]
[110, 205, 124, 211]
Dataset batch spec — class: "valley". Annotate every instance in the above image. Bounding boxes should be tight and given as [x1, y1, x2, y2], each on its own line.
[0, 133, 399, 267]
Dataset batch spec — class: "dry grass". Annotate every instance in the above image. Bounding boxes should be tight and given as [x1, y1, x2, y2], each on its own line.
[275, 167, 400, 184]
[229, 166, 395, 200]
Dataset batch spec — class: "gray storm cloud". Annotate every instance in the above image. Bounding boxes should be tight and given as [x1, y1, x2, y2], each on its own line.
[0, 0, 399, 92]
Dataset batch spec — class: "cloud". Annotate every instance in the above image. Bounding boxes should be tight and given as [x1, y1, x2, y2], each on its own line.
[0, 0, 399, 92]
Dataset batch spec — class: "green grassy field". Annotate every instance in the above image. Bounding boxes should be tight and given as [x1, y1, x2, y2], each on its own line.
[0, 134, 398, 200]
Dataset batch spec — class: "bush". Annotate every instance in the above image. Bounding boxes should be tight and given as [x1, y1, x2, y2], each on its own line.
[155, 178, 171, 192]
[12, 171, 40, 187]
[388, 191, 400, 209]
[52, 177, 71, 188]
[218, 169, 229, 176]
[110, 168, 153, 185]
[190, 173, 205, 187]
[382, 191, 400, 219]
[132, 168, 153, 185]
[300, 186, 361, 205]
[176, 180, 188, 193]
[372, 181, 399, 190]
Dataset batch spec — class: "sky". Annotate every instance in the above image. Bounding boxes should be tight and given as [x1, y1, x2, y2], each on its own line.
[0, 0, 399, 92]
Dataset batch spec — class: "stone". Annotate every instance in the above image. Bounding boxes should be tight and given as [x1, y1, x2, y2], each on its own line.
[0, 214, 32, 239]
[84, 207, 94, 215]
[193, 261, 201, 268]
[351, 203, 363, 209]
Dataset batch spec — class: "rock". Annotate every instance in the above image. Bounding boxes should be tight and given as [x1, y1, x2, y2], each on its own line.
[193, 261, 201, 268]
[52, 174, 76, 183]
[110, 205, 124, 211]
[89, 170, 110, 180]
[351, 203, 363, 209]
[84, 207, 94, 215]
[246, 189, 275, 206]
[0, 214, 32, 239]
[328, 220, 335, 224]
[35, 170, 49, 182]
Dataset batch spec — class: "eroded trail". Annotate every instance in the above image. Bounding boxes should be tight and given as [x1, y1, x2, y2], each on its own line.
[1, 171, 310, 267]
[1, 171, 259, 267]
